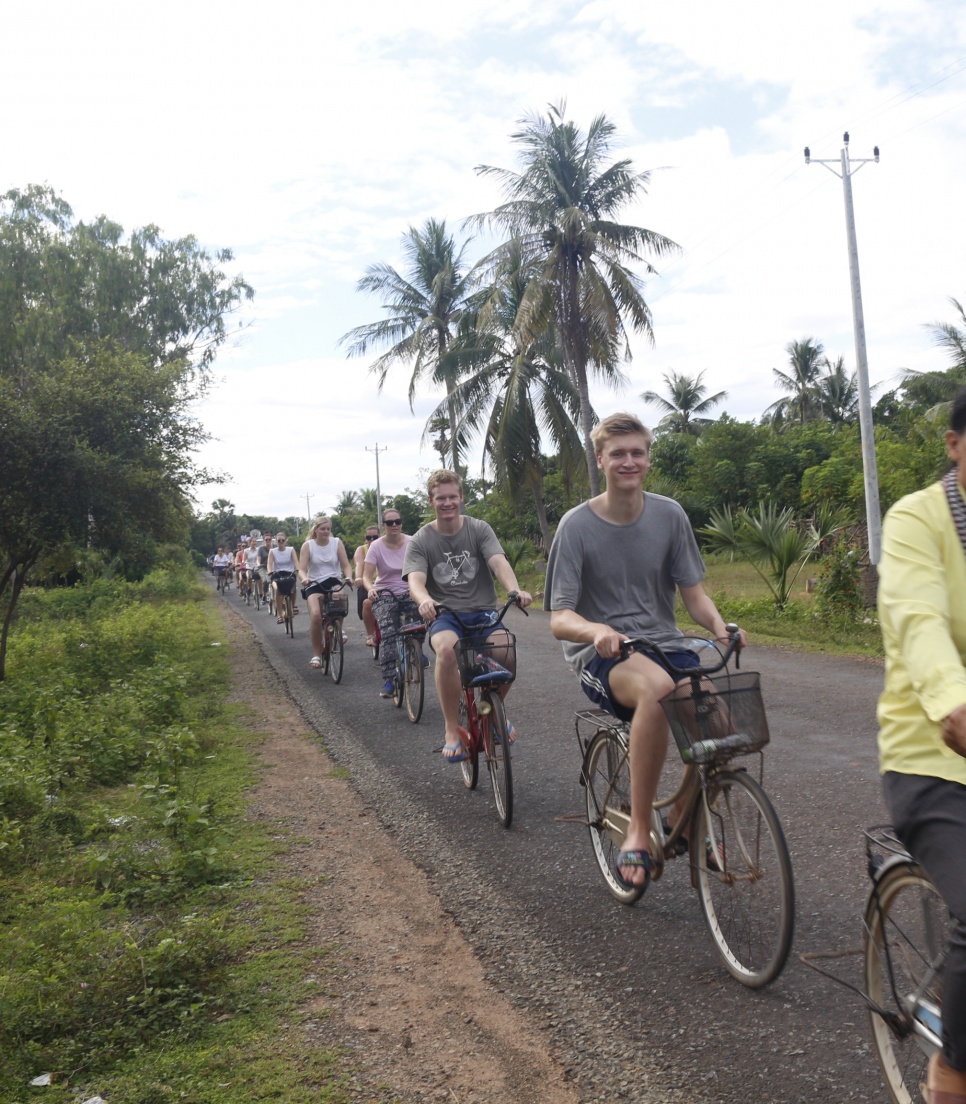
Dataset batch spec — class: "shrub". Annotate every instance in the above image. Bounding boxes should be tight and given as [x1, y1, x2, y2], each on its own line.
[815, 539, 864, 624]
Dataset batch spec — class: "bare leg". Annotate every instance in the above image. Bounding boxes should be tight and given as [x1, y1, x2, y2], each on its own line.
[608, 654, 676, 887]
[308, 592, 324, 656]
[430, 629, 463, 754]
[363, 598, 377, 642]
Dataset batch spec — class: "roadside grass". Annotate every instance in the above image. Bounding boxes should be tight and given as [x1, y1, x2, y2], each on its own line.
[0, 570, 360, 1104]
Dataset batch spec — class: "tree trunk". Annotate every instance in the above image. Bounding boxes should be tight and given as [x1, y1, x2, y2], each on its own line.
[528, 473, 553, 551]
[0, 559, 31, 682]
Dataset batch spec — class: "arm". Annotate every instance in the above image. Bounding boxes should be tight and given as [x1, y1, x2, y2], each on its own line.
[267, 550, 276, 574]
[486, 552, 532, 608]
[298, 542, 310, 585]
[353, 547, 366, 588]
[338, 540, 352, 582]
[549, 608, 628, 659]
[407, 570, 436, 620]
[679, 583, 747, 648]
[362, 561, 378, 596]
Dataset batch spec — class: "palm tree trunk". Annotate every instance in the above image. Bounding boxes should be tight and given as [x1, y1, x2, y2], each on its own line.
[562, 275, 601, 497]
[530, 480, 553, 551]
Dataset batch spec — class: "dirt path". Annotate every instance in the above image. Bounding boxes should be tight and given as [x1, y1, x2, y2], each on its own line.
[221, 603, 579, 1103]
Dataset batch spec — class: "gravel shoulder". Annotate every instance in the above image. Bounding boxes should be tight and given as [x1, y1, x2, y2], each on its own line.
[221, 600, 581, 1103]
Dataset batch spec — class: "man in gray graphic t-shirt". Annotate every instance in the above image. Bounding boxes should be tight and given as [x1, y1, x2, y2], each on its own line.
[404, 470, 533, 763]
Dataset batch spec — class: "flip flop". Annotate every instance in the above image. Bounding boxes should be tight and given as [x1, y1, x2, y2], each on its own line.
[615, 849, 651, 892]
[440, 742, 466, 763]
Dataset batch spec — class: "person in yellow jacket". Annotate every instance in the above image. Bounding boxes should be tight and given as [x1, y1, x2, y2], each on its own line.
[878, 385, 966, 1103]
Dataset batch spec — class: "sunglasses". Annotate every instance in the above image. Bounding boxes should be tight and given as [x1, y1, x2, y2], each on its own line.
[365, 534, 377, 541]
[385, 519, 402, 526]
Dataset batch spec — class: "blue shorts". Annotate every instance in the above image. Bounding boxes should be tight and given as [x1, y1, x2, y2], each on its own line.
[429, 609, 500, 642]
[579, 646, 701, 723]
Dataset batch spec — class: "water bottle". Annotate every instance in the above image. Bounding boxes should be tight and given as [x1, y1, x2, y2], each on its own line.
[683, 732, 752, 764]
[472, 653, 512, 684]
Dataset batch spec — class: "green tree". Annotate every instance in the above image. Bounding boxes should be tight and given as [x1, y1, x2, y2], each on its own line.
[764, 338, 825, 426]
[427, 242, 584, 549]
[339, 219, 478, 471]
[641, 370, 727, 436]
[468, 101, 680, 494]
[0, 186, 253, 679]
[814, 355, 859, 424]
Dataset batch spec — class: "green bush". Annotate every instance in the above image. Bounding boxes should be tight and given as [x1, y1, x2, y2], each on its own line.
[815, 539, 865, 624]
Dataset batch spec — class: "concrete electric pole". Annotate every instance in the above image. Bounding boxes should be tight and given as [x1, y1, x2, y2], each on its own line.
[366, 443, 387, 528]
[805, 134, 882, 564]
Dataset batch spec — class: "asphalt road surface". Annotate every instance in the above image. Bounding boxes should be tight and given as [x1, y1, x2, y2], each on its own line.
[223, 580, 892, 1103]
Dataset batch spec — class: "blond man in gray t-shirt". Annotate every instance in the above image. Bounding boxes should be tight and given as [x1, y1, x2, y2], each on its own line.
[404, 470, 532, 762]
[545, 413, 744, 894]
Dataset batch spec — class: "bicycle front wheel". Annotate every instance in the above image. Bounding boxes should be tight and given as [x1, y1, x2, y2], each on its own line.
[481, 691, 512, 828]
[583, 728, 645, 905]
[458, 696, 478, 790]
[329, 620, 344, 684]
[864, 860, 947, 1104]
[284, 595, 295, 637]
[404, 636, 424, 723]
[253, 584, 261, 612]
[693, 769, 794, 987]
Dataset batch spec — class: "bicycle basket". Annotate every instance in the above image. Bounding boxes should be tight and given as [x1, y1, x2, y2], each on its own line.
[455, 630, 516, 689]
[322, 591, 349, 619]
[660, 670, 768, 764]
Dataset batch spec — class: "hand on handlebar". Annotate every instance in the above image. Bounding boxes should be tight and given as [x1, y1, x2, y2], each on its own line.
[595, 626, 628, 659]
[417, 597, 439, 622]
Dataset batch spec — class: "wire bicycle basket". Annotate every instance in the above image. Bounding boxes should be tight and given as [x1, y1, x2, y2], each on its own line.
[455, 630, 517, 688]
[661, 670, 769, 764]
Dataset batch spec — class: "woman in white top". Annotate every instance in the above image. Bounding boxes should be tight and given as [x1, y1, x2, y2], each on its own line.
[267, 533, 299, 622]
[299, 516, 352, 669]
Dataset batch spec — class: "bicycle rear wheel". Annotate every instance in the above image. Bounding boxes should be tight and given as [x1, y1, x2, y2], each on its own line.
[583, 728, 645, 905]
[864, 860, 947, 1104]
[482, 691, 512, 828]
[404, 636, 424, 723]
[329, 620, 344, 683]
[458, 696, 478, 790]
[693, 769, 794, 988]
[253, 583, 261, 612]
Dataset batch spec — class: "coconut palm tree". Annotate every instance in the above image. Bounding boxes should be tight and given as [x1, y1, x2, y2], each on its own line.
[339, 219, 478, 471]
[641, 370, 727, 436]
[424, 243, 584, 548]
[467, 102, 680, 494]
[764, 338, 826, 427]
[814, 355, 859, 424]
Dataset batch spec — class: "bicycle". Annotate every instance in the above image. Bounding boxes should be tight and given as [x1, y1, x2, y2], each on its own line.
[373, 590, 427, 723]
[250, 570, 262, 612]
[238, 568, 253, 605]
[215, 566, 229, 595]
[437, 595, 527, 829]
[304, 580, 351, 684]
[273, 571, 297, 637]
[575, 628, 794, 988]
[802, 826, 948, 1103]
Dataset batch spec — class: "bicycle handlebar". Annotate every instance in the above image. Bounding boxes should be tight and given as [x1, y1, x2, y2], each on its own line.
[618, 622, 742, 674]
[434, 591, 529, 631]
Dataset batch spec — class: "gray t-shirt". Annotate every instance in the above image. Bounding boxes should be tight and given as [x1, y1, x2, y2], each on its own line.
[403, 515, 504, 611]
[544, 494, 706, 677]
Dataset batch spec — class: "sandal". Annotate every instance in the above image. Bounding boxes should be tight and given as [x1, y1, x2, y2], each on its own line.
[615, 849, 651, 892]
[309, 656, 322, 669]
[440, 742, 466, 763]
[276, 616, 284, 624]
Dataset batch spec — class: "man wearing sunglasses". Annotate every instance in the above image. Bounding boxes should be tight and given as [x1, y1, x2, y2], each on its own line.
[363, 510, 422, 697]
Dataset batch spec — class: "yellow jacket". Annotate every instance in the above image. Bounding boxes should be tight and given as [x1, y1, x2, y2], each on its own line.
[877, 478, 966, 783]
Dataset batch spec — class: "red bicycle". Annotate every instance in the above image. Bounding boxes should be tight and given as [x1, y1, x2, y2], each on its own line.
[437, 595, 526, 828]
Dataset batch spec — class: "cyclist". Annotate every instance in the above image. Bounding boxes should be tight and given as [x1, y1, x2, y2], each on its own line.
[403, 469, 532, 761]
[256, 535, 272, 608]
[234, 541, 250, 598]
[544, 412, 743, 893]
[353, 522, 380, 646]
[877, 385, 966, 1104]
[298, 515, 353, 669]
[241, 536, 260, 601]
[212, 546, 232, 591]
[267, 533, 298, 624]
[363, 508, 420, 698]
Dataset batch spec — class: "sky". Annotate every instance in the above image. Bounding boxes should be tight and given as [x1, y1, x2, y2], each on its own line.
[4, 0, 966, 526]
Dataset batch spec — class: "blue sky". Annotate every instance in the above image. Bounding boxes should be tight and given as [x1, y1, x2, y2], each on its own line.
[4, 0, 966, 524]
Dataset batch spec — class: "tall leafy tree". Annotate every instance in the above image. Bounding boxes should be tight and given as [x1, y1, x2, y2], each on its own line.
[0, 185, 253, 679]
[641, 369, 727, 436]
[424, 242, 584, 548]
[467, 102, 680, 494]
[764, 338, 826, 426]
[339, 218, 478, 471]
[814, 355, 859, 424]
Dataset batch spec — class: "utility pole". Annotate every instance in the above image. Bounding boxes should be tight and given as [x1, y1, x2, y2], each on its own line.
[303, 493, 313, 533]
[805, 134, 882, 564]
[366, 443, 387, 528]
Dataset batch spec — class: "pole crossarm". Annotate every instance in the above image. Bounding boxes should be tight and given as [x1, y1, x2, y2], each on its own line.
[804, 134, 882, 564]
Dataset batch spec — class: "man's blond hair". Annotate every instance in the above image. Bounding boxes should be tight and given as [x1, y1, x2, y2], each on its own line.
[427, 469, 462, 498]
[591, 412, 652, 453]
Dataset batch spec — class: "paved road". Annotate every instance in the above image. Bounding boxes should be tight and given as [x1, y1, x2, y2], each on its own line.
[224, 582, 891, 1103]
